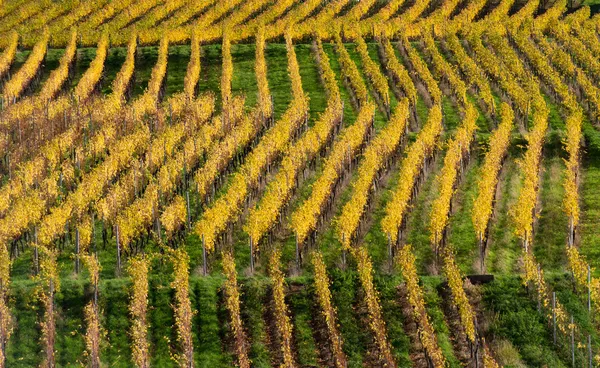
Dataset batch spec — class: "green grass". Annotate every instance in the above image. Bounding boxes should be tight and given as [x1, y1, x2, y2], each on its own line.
[165, 45, 191, 96]
[446, 155, 483, 275]
[482, 276, 569, 367]
[579, 120, 600, 274]
[421, 277, 463, 367]
[328, 269, 367, 367]
[240, 277, 272, 367]
[485, 157, 522, 274]
[193, 277, 232, 367]
[287, 278, 319, 366]
[231, 43, 258, 108]
[375, 275, 413, 367]
[6, 280, 41, 367]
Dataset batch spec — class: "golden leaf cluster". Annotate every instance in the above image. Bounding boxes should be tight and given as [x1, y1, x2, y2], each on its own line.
[291, 103, 375, 244]
[382, 104, 442, 244]
[397, 245, 446, 367]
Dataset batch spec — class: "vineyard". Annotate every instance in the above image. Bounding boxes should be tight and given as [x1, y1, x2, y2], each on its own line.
[2, 0, 600, 366]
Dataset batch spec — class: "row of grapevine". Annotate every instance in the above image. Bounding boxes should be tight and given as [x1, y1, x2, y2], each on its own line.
[194, 34, 309, 252]
[244, 37, 343, 249]
[184, 31, 201, 99]
[290, 103, 376, 245]
[0, 237, 10, 368]
[354, 33, 390, 110]
[222, 252, 250, 368]
[269, 250, 296, 367]
[0, 0, 50, 35]
[15, 0, 75, 46]
[255, 26, 273, 120]
[565, 6, 591, 26]
[82, 0, 162, 46]
[36, 31, 78, 102]
[334, 33, 368, 108]
[476, 0, 515, 28]
[234, 0, 297, 41]
[103, 33, 138, 111]
[264, 0, 323, 40]
[377, 37, 417, 105]
[221, 32, 232, 106]
[337, 98, 410, 249]
[533, 31, 600, 120]
[167, 248, 194, 367]
[292, 0, 352, 40]
[116, 101, 231, 248]
[397, 244, 446, 367]
[443, 33, 495, 113]
[422, 31, 468, 106]
[128, 256, 150, 368]
[357, 0, 407, 35]
[353, 247, 396, 367]
[2, 31, 49, 102]
[472, 103, 514, 244]
[312, 252, 347, 368]
[0, 32, 18, 81]
[166, 0, 245, 45]
[37, 0, 111, 47]
[506, 0, 540, 30]
[138, 0, 217, 45]
[73, 34, 110, 105]
[342, 0, 377, 23]
[429, 104, 478, 252]
[160, 195, 187, 241]
[442, 252, 476, 344]
[442, 0, 488, 36]
[119, 0, 188, 40]
[96, 96, 216, 224]
[82, 253, 101, 368]
[466, 33, 529, 116]
[193, 99, 259, 201]
[400, 37, 442, 105]
[413, 0, 461, 36]
[37, 246, 59, 368]
[533, 0, 567, 31]
[381, 105, 443, 244]
[382, 0, 431, 38]
[131, 35, 170, 120]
